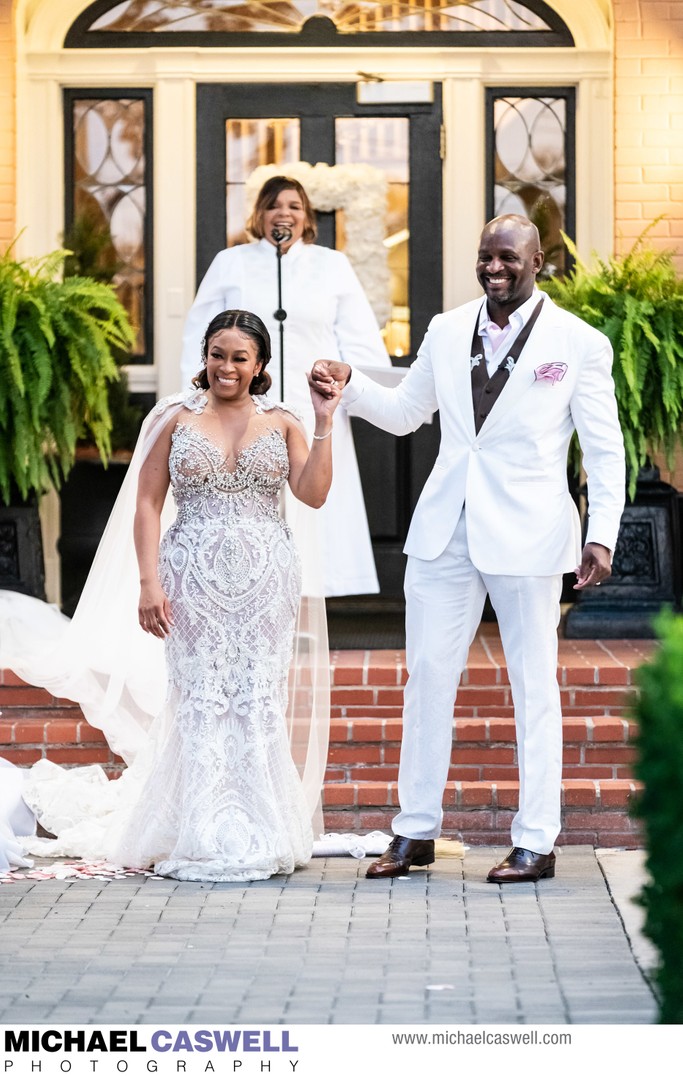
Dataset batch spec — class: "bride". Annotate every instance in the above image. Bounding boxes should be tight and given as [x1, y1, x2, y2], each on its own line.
[0, 309, 340, 882]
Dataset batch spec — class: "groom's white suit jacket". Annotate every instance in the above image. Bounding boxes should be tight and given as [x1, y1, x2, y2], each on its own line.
[344, 294, 625, 575]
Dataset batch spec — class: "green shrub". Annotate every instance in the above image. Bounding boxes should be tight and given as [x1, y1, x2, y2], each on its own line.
[633, 610, 683, 1022]
[0, 244, 135, 504]
[542, 229, 683, 499]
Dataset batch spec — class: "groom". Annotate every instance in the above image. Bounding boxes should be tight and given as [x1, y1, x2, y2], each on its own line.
[311, 214, 625, 882]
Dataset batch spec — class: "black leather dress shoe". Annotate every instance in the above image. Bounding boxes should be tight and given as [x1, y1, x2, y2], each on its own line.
[366, 836, 435, 878]
[487, 846, 556, 883]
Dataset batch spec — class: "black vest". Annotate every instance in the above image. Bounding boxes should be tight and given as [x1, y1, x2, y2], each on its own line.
[470, 298, 544, 435]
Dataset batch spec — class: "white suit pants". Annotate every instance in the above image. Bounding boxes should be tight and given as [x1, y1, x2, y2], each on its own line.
[394, 511, 563, 855]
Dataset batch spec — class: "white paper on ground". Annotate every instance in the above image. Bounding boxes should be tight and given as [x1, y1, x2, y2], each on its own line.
[311, 830, 392, 859]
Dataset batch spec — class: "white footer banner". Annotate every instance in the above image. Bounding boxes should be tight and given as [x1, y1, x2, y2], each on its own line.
[1, 1025, 679, 1075]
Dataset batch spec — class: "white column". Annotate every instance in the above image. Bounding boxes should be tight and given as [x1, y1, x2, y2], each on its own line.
[576, 74, 614, 261]
[148, 77, 196, 399]
[15, 77, 63, 256]
[442, 76, 486, 311]
[16, 77, 64, 602]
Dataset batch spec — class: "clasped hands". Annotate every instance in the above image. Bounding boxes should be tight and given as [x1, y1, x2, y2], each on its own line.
[308, 360, 352, 401]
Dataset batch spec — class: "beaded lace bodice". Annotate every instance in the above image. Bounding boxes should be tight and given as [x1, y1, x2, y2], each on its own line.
[169, 423, 289, 523]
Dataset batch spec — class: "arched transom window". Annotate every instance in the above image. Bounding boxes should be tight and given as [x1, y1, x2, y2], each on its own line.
[66, 0, 573, 46]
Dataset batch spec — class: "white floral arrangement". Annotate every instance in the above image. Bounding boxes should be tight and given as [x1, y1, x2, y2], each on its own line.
[245, 162, 392, 327]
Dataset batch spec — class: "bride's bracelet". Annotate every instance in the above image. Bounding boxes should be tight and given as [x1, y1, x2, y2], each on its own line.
[312, 428, 333, 441]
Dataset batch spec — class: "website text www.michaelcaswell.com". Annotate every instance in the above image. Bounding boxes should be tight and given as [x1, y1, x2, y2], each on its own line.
[391, 1029, 571, 1047]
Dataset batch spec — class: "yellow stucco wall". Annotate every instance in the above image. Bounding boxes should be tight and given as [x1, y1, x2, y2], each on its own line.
[614, 0, 683, 269]
[0, 0, 15, 248]
[613, 1, 683, 487]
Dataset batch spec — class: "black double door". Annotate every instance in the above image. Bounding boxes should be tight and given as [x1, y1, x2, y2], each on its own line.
[196, 82, 444, 597]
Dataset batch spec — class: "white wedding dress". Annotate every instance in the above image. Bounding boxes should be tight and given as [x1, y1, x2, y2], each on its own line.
[0, 392, 330, 882]
[115, 421, 312, 880]
[0, 759, 36, 872]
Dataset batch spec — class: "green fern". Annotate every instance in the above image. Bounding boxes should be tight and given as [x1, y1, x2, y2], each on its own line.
[542, 227, 683, 499]
[0, 245, 135, 505]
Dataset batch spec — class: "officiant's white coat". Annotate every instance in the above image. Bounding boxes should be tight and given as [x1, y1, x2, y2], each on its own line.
[180, 238, 391, 597]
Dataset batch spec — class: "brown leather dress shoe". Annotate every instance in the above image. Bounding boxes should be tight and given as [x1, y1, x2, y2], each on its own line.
[487, 846, 556, 883]
[366, 836, 435, 878]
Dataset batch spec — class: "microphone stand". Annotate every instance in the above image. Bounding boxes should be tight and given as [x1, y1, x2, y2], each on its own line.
[272, 228, 291, 403]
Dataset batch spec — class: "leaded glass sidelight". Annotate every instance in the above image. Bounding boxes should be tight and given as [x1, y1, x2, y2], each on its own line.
[66, 0, 573, 45]
[486, 90, 575, 278]
[65, 93, 152, 362]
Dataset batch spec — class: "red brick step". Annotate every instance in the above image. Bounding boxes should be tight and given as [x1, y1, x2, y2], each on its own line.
[0, 629, 656, 848]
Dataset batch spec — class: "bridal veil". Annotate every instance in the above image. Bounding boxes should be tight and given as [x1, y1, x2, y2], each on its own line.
[0, 391, 331, 854]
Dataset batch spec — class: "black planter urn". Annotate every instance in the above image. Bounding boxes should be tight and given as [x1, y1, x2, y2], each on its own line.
[0, 495, 46, 600]
[564, 468, 682, 639]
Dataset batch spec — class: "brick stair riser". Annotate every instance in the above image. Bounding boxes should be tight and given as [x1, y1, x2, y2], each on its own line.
[323, 778, 639, 809]
[327, 710, 638, 778]
[1, 716, 638, 778]
[0, 643, 649, 847]
[0, 704, 123, 772]
[322, 808, 643, 849]
[1, 684, 639, 724]
[331, 685, 639, 712]
[322, 779, 643, 848]
[330, 670, 632, 690]
[327, 744, 637, 781]
[329, 665, 642, 691]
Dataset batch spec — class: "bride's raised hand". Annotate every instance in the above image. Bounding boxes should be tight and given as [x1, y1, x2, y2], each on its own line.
[307, 369, 343, 419]
[309, 360, 351, 400]
[138, 580, 174, 638]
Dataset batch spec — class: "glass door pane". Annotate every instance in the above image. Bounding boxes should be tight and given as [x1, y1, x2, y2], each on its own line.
[335, 117, 410, 357]
[487, 91, 575, 278]
[225, 118, 300, 246]
[68, 96, 150, 361]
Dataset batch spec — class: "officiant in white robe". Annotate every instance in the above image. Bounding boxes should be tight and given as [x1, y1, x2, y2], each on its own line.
[180, 176, 391, 597]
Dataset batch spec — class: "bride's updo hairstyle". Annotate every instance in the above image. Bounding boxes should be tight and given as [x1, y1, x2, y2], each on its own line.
[194, 309, 272, 396]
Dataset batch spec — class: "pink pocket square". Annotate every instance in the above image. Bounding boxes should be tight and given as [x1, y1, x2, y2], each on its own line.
[534, 362, 568, 384]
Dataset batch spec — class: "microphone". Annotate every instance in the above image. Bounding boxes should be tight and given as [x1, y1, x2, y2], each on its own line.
[272, 226, 292, 245]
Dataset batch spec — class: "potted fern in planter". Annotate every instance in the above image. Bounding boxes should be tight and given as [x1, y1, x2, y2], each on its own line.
[57, 212, 145, 614]
[0, 242, 135, 599]
[63, 206, 145, 460]
[542, 230, 683, 636]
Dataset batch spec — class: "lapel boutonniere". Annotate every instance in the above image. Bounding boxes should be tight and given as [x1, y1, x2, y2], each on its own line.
[534, 362, 568, 384]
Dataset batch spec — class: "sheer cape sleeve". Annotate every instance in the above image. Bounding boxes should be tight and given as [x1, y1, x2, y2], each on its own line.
[0, 390, 330, 838]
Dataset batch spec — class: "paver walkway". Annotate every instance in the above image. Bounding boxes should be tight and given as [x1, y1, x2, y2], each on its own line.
[0, 846, 657, 1025]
